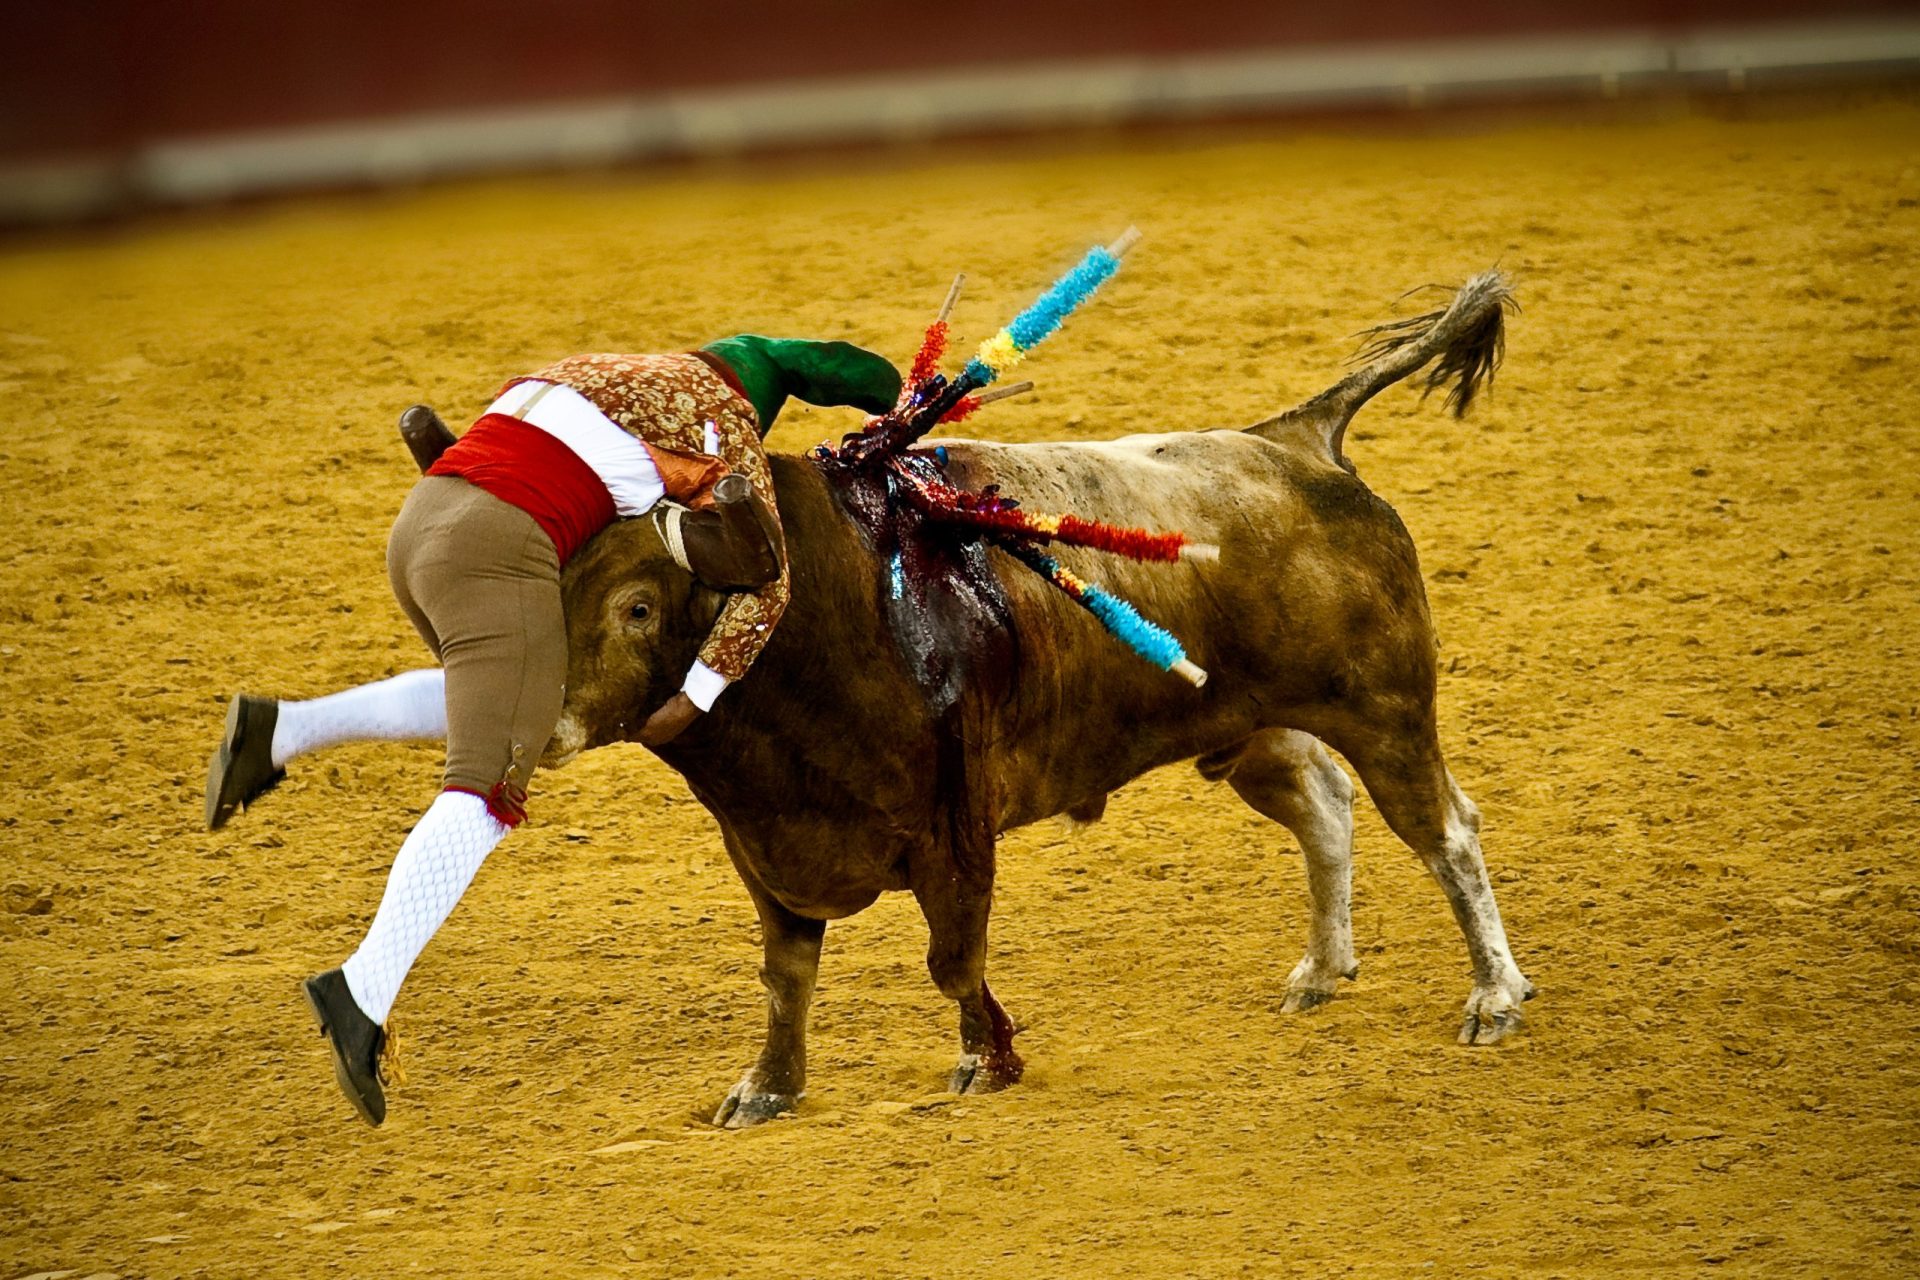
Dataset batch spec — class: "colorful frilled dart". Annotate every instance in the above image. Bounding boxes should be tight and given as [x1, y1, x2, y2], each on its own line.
[833, 228, 1143, 466]
[815, 228, 1211, 690]
[1001, 541, 1207, 687]
[903, 273, 964, 397]
[893, 461, 1218, 564]
[960, 227, 1142, 391]
[936, 380, 1033, 425]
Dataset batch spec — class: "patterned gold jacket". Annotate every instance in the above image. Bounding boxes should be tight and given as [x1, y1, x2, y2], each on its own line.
[508, 352, 785, 686]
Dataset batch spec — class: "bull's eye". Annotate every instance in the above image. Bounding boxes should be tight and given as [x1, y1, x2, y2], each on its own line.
[628, 602, 652, 622]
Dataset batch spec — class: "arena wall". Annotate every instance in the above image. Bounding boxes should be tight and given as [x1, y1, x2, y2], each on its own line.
[5, 0, 1917, 223]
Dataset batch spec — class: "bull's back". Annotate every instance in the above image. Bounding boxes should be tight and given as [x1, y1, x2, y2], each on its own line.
[931, 429, 1429, 829]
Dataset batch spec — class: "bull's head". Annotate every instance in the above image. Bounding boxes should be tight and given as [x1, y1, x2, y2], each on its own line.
[544, 516, 725, 767]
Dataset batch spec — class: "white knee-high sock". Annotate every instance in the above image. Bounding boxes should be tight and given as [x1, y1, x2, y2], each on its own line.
[340, 790, 509, 1025]
[270, 668, 447, 768]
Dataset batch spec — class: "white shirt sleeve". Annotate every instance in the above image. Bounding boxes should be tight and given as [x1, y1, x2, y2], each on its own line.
[680, 660, 730, 712]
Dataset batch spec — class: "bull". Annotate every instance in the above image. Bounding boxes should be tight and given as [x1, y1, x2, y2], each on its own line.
[544, 272, 1530, 1127]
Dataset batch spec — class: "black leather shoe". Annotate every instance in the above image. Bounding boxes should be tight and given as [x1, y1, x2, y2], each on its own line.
[399, 404, 456, 474]
[303, 968, 388, 1127]
[204, 694, 284, 831]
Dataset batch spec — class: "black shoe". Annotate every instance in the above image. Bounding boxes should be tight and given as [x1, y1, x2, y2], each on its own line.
[204, 694, 283, 831]
[399, 404, 457, 474]
[303, 968, 388, 1127]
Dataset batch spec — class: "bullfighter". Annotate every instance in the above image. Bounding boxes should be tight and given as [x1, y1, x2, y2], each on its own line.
[205, 335, 901, 1126]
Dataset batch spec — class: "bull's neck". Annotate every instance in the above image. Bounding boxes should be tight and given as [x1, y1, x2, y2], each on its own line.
[657, 454, 943, 826]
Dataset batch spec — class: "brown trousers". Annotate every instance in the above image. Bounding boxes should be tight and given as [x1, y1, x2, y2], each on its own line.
[386, 476, 565, 815]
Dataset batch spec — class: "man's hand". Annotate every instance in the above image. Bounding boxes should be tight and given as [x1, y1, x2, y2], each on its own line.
[637, 692, 703, 746]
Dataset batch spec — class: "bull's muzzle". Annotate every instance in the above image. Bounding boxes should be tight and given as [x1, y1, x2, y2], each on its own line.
[542, 712, 588, 769]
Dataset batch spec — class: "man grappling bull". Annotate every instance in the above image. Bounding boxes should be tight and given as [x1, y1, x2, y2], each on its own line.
[204, 336, 901, 1126]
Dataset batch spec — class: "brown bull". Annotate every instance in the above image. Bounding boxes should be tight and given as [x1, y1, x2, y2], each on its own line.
[546, 272, 1530, 1128]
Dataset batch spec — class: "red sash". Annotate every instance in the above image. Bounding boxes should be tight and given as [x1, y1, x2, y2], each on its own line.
[427, 413, 616, 565]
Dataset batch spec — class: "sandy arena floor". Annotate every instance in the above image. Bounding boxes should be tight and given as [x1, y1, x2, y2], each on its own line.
[2, 102, 1917, 1278]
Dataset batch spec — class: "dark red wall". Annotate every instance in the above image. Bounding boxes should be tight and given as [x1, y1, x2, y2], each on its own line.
[9, 1, 1915, 162]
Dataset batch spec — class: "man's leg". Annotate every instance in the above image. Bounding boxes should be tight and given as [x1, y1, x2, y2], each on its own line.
[336, 788, 509, 1028]
[271, 669, 448, 766]
[306, 478, 566, 1126]
[304, 786, 508, 1127]
[204, 670, 448, 831]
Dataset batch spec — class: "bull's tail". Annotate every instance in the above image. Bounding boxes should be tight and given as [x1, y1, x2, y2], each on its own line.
[1248, 269, 1514, 463]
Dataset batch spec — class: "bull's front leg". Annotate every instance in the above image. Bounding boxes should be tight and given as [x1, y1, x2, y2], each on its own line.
[712, 882, 825, 1129]
[910, 848, 1024, 1095]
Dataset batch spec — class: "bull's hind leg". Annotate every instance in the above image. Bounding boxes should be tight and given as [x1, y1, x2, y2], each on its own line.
[1201, 730, 1360, 1011]
[1336, 721, 1532, 1045]
[712, 878, 825, 1129]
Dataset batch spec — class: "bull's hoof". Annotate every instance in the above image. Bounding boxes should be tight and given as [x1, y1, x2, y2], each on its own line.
[1458, 1008, 1523, 1045]
[949, 1052, 1022, 1096]
[712, 1078, 798, 1129]
[1282, 987, 1335, 1013]
[1457, 979, 1530, 1046]
[1280, 955, 1359, 1013]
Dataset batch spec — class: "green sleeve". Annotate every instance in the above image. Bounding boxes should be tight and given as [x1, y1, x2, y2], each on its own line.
[701, 335, 902, 431]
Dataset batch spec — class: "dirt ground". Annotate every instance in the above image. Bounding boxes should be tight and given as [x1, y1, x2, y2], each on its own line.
[2, 100, 1917, 1279]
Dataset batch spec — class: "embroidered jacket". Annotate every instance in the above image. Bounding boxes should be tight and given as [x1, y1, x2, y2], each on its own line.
[505, 352, 785, 688]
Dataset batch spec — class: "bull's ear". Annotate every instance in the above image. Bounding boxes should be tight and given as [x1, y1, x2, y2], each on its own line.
[658, 476, 783, 590]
